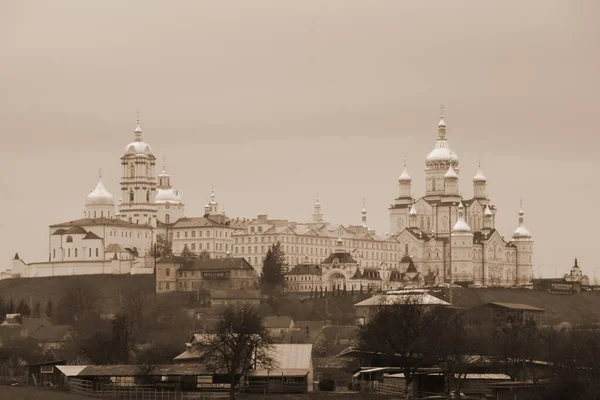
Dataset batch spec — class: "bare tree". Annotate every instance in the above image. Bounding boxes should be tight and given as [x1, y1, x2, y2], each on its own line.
[195, 305, 275, 400]
[59, 282, 100, 323]
[357, 294, 443, 398]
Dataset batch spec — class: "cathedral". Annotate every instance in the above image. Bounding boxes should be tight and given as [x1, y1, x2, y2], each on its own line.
[6, 113, 533, 286]
[387, 114, 533, 286]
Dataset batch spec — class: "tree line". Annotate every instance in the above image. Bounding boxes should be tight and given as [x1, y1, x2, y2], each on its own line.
[357, 296, 600, 399]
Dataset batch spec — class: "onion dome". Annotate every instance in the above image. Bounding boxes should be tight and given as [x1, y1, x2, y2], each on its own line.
[409, 203, 418, 216]
[124, 120, 154, 156]
[473, 168, 487, 183]
[444, 165, 458, 180]
[452, 202, 472, 233]
[426, 115, 459, 167]
[484, 205, 493, 217]
[512, 206, 532, 239]
[86, 179, 114, 206]
[398, 167, 412, 182]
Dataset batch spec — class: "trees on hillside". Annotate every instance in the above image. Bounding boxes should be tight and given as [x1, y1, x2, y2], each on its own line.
[260, 242, 287, 292]
[151, 234, 172, 258]
[195, 305, 274, 400]
[58, 281, 100, 323]
[357, 295, 443, 396]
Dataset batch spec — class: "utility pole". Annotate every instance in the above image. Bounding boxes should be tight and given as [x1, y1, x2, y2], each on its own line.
[154, 242, 157, 305]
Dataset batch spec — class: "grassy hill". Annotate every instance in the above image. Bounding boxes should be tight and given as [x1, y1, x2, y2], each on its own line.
[0, 274, 155, 316]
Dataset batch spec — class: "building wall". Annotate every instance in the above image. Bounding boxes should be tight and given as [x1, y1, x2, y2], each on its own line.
[14, 259, 135, 278]
[156, 261, 183, 293]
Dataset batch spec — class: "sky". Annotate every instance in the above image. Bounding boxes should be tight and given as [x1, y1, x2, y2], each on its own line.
[1, 0, 598, 279]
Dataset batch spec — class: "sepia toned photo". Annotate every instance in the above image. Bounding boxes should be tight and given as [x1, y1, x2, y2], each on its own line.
[0, 1, 597, 399]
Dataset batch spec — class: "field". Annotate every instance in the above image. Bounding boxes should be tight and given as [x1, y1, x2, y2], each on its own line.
[0, 386, 91, 400]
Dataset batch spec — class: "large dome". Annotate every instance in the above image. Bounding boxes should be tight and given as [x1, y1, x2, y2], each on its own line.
[426, 142, 459, 164]
[123, 122, 154, 156]
[86, 180, 114, 206]
[155, 188, 183, 204]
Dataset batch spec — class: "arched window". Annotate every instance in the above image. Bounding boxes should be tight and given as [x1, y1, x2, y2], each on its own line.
[129, 164, 135, 177]
[432, 178, 436, 191]
[146, 190, 150, 202]
[426, 217, 431, 230]
[66, 235, 73, 243]
[404, 244, 409, 254]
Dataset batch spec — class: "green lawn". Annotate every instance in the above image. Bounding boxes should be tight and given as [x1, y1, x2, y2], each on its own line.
[0, 386, 91, 400]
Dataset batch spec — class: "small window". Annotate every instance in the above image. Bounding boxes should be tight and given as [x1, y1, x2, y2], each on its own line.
[165, 214, 170, 223]
[53, 249, 55, 258]
[75, 248, 78, 257]
[66, 235, 73, 243]
[146, 190, 150, 202]
[96, 248, 99, 257]
[129, 190, 134, 202]
[166, 282, 170, 289]
[68, 248, 71, 257]
[89, 248, 91, 257]
[166, 268, 170, 277]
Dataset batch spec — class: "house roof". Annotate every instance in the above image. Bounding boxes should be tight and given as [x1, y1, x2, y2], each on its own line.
[79, 364, 210, 377]
[50, 218, 152, 229]
[21, 317, 52, 333]
[56, 365, 88, 377]
[83, 231, 102, 240]
[30, 325, 74, 342]
[172, 217, 229, 229]
[354, 293, 450, 307]
[105, 243, 127, 253]
[264, 316, 294, 329]
[484, 302, 545, 312]
[249, 344, 312, 377]
[287, 264, 321, 275]
[157, 256, 190, 264]
[294, 321, 325, 331]
[179, 257, 254, 272]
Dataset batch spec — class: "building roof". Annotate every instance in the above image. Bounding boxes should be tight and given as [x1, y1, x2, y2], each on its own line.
[179, 257, 254, 272]
[172, 216, 229, 229]
[50, 218, 152, 229]
[287, 264, 321, 275]
[56, 365, 88, 377]
[83, 231, 102, 240]
[79, 364, 209, 377]
[30, 325, 74, 342]
[264, 316, 294, 329]
[249, 344, 312, 377]
[86, 179, 114, 206]
[157, 255, 191, 264]
[21, 317, 52, 333]
[484, 302, 545, 312]
[294, 321, 325, 331]
[321, 252, 357, 264]
[354, 293, 450, 307]
[105, 243, 127, 253]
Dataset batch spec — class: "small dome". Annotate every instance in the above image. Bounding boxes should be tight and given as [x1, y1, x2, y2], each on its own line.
[512, 207, 532, 239]
[444, 165, 458, 180]
[409, 204, 418, 216]
[452, 202, 472, 233]
[484, 205, 493, 217]
[398, 167, 412, 182]
[473, 169, 487, 183]
[86, 180, 114, 206]
[158, 169, 170, 178]
[438, 117, 446, 127]
[155, 188, 183, 204]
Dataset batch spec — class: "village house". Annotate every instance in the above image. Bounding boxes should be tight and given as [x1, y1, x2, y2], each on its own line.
[155, 255, 188, 293]
[354, 290, 450, 324]
[176, 257, 258, 292]
[466, 302, 546, 326]
[263, 316, 295, 338]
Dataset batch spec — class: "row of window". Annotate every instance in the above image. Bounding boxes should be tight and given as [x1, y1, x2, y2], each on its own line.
[233, 235, 398, 251]
[52, 247, 99, 258]
[176, 230, 229, 239]
[89, 210, 111, 218]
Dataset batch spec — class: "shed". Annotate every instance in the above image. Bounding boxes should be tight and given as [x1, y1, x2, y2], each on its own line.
[244, 344, 314, 394]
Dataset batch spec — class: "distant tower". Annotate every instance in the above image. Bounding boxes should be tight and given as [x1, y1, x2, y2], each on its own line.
[451, 202, 474, 283]
[482, 205, 494, 231]
[511, 200, 534, 284]
[444, 165, 459, 196]
[473, 164, 488, 200]
[361, 199, 368, 228]
[85, 171, 115, 219]
[398, 164, 412, 199]
[119, 117, 158, 226]
[425, 109, 460, 198]
[208, 188, 219, 215]
[155, 158, 184, 224]
[409, 203, 419, 229]
[312, 194, 323, 223]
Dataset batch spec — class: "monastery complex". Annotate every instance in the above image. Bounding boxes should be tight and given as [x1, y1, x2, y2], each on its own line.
[6, 113, 534, 288]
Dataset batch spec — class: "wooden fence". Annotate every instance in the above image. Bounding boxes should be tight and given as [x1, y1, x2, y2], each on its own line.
[68, 378, 228, 400]
[374, 381, 405, 396]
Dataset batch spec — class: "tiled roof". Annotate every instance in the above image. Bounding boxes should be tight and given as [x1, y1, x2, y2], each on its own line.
[361, 268, 382, 280]
[251, 344, 312, 374]
[50, 218, 152, 229]
[179, 257, 254, 272]
[287, 264, 321, 275]
[354, 293, 450, 307]
[264, 316, 294, 329]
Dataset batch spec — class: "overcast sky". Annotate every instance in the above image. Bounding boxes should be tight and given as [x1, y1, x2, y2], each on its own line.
[1, 0, 598, 279]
